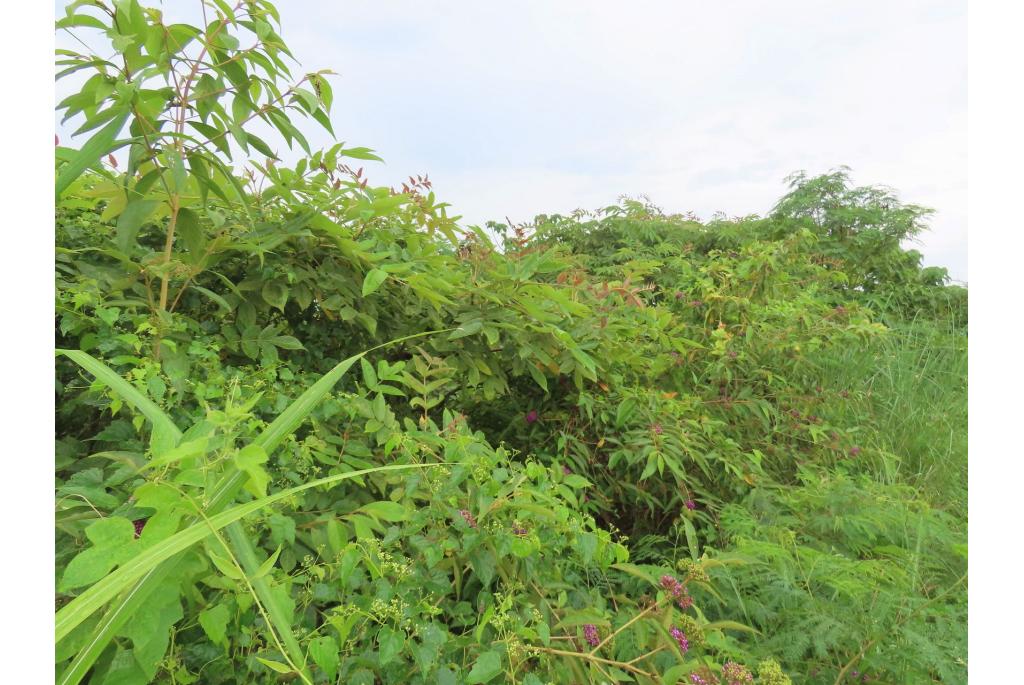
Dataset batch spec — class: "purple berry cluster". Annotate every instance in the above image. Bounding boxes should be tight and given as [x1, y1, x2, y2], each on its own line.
[685, 498, 698, 511]
[132, 519, 146, 538]
[660, 574, 693, 610]
[582, 623, 600, 647]
[525, 409, 539, 423]
[669, 626, 690, 653]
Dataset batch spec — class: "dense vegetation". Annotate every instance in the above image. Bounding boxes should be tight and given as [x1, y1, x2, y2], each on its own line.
[55, 2, 967, 684]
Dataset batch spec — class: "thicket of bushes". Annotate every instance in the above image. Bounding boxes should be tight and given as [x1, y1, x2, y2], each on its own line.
[55, 2, 967, 683]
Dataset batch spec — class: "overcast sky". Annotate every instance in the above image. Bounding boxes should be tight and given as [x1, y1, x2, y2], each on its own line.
[56, 0, 968, 281]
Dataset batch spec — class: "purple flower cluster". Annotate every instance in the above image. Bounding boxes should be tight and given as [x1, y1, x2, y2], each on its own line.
[722, 661, 754, 684]
[525, 409, 539, 424]
[849, 446, 861, 457]
[582, 623, 600, 647]
[651, 423, 664, 435]
[685, 499, 698, 511]
[458, 509, 477, 528]
[660, 574, 693, 610]
[132, 519, 146, 538]
[690, 674, 708, 685]
[669, 627, 689, 653]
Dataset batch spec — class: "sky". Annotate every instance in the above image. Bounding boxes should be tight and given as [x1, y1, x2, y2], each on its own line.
[55, 0, 968, 281]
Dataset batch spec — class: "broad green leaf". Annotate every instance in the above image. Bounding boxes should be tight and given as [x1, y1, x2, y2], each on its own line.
[233, 444, 269, 497]
[59, 517, 137, 591]
[377, 626, 404, 666]
[361, 268, 388, 296]
[466, 649, 503, 684]
[114, 199, 159, 251]
[56, 107, 130, 198]
[309, 636, 339, 681]
[198, 604, 231, 646]
[358, 501, 408, 522]
[261, 280, 289, 312]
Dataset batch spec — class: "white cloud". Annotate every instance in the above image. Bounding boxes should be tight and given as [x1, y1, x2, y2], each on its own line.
[55, 0, 967, 279]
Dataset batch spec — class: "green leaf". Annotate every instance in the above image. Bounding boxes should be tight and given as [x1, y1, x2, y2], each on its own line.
[527, 364, 548, 392]
[682, 517, 700, 562]
[377, 626, 404, 666]
[309, 636, 339, 681]
[466, 649, 503, 684]
[256, 657, 293, 674]
[703, 620, 761, 635]
[339, 146, 383, 162]
[57, 350, 182, 456]
[469, 548, 496, 587]
[175, 207, 206, 258]
[115, 199, 159, 251]
[252, 545, 282, 580]
[554, 610, 610, 630]
[225, 522, 306, 678]
[140, 437, 209, 472]
[121, 587, 182, 679]
[234, 444, 269, 497]
[358, 501, 408, 522]
[56, 107, 130, 199]
[615, 397, 637, 428]
[261, 280, 289, 312]
[59, 517, 137, 591]
[198, 604, 231, 646]
[361, 268, 388, 296]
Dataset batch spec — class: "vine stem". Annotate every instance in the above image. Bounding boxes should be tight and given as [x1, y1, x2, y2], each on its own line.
[590, 597, 666, 655]
[533, 646, 655, 679]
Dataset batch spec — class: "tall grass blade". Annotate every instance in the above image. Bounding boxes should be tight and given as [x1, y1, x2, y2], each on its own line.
[57, 349, 182, 453]
[55, 463, 434, 642]
[55, 108, 129, 199]
[56, 332, 447, 681]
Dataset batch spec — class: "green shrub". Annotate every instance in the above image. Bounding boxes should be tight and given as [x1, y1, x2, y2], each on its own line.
[55, 1, 966, 683]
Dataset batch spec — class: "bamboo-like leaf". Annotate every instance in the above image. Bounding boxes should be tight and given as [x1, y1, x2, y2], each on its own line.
[225, 523, 309, 679]
[55, 463, 434, 643]
[55, 108, 130, 199]
[57, 560, 182, 685]
[703, 619, 761, 635]
[57, 349, 182, 454]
